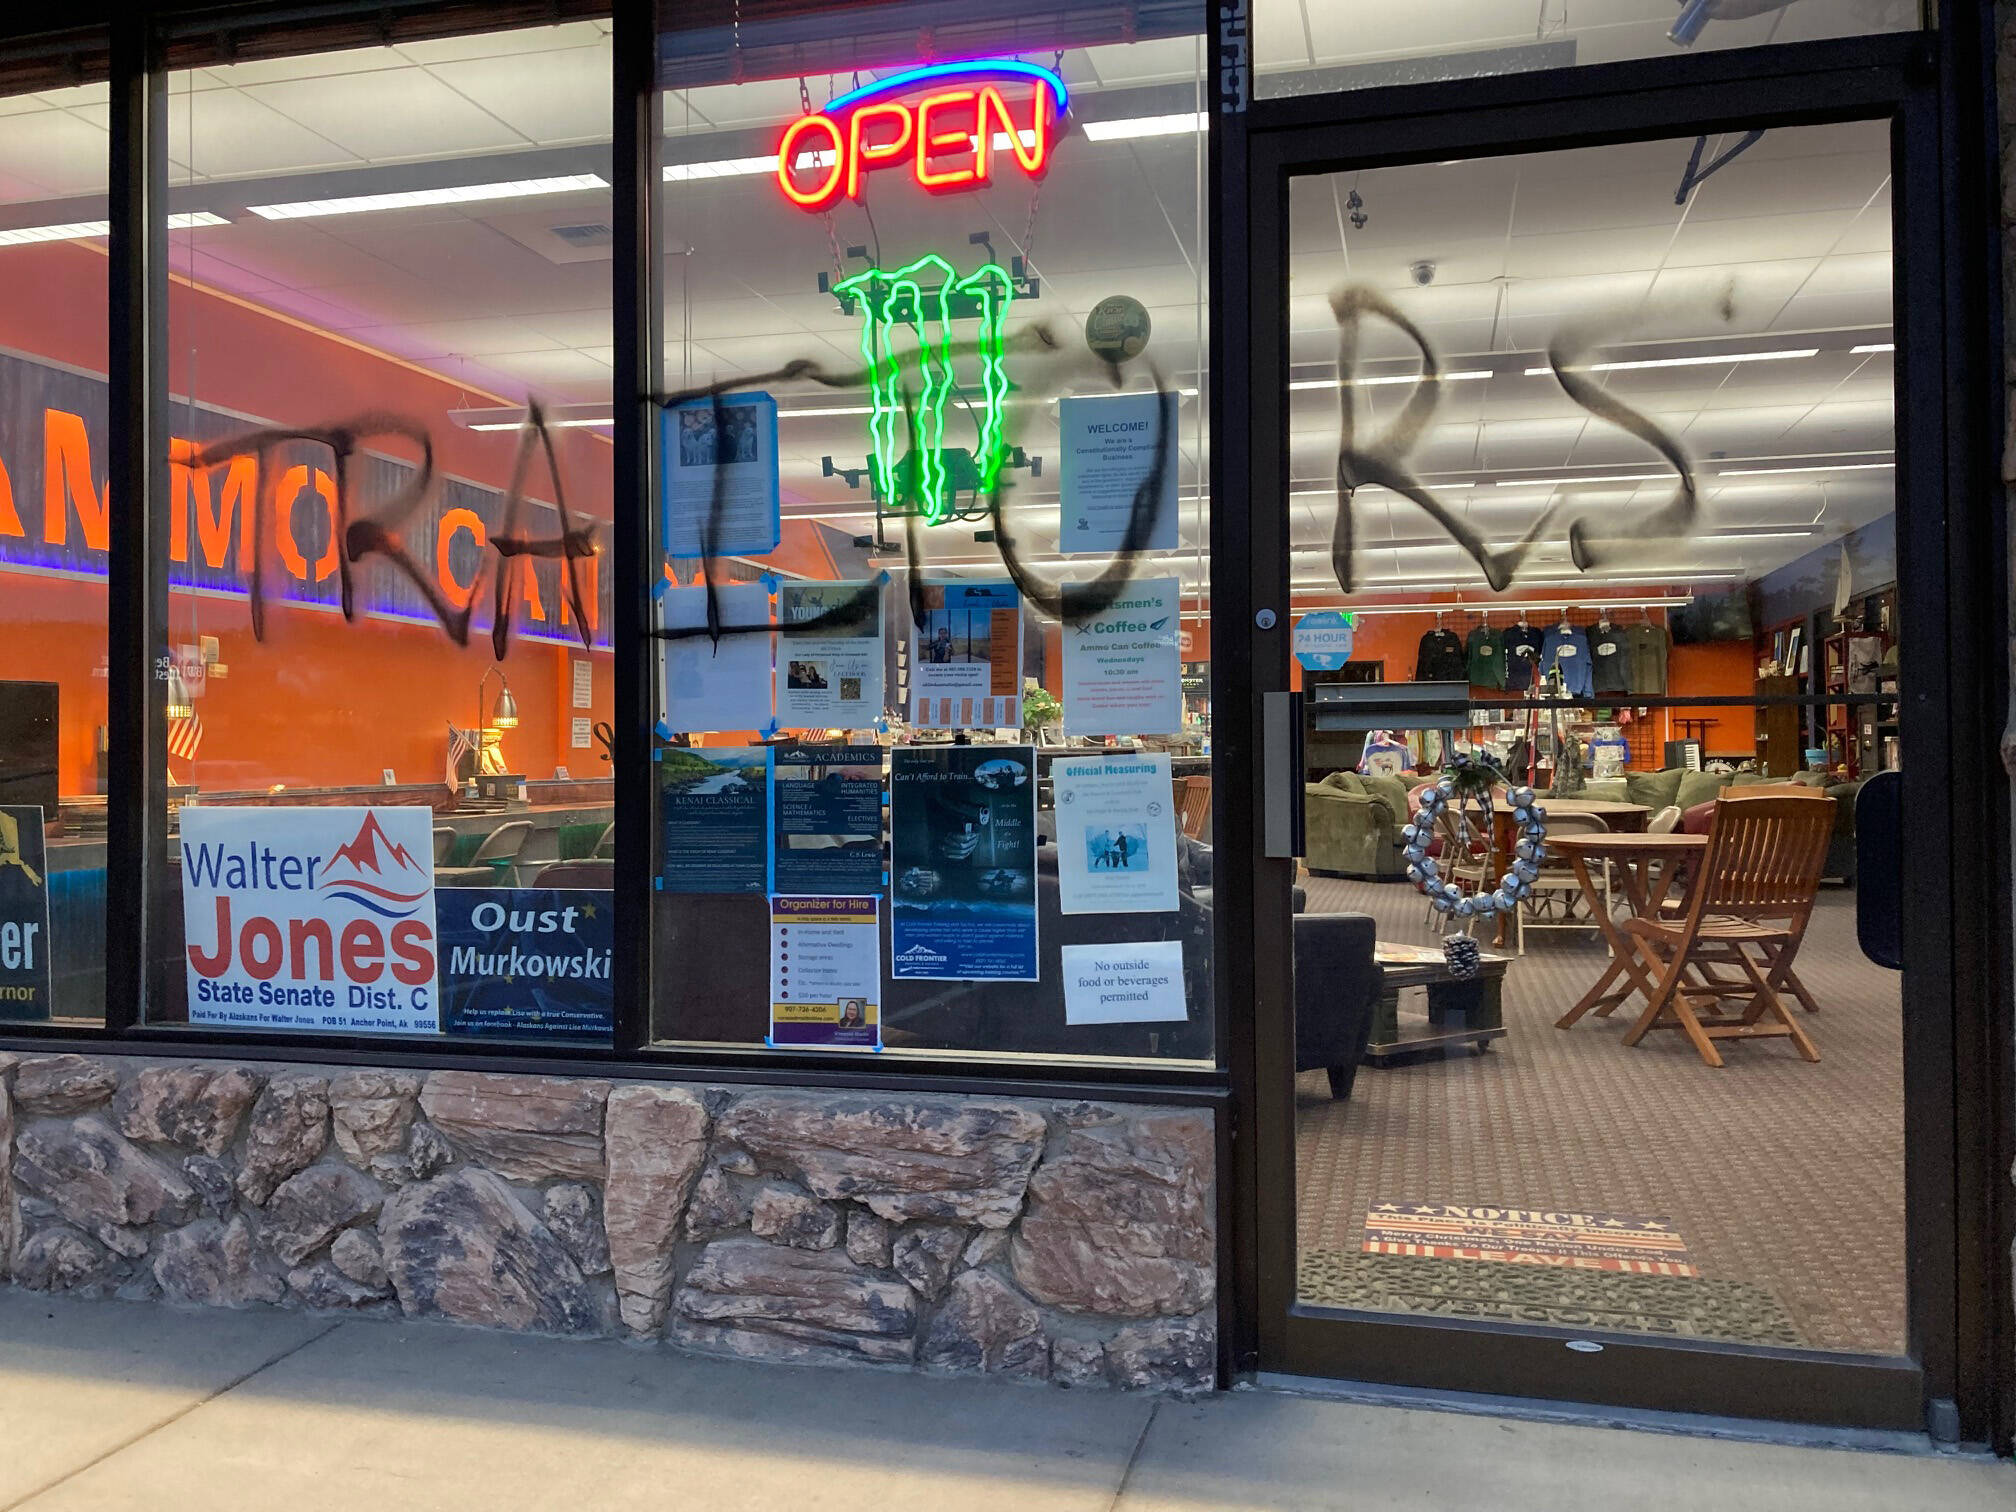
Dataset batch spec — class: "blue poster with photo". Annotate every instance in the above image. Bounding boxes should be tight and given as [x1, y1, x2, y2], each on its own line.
[438, 888, 613, 1042]
[770, 743, 885, 895]
[660, 391, 780, 558]
[657, 746, 769, 892]
[888, 746, 1038, 981]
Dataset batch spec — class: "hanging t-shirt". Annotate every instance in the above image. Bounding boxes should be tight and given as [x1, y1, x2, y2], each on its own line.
[1357, 730, 1412, 778]
[1588, 623, 1631, 695]
[1413, 627, 1468, 682]
[1465, 624, 1504, 689]
[1542, 625, 1593, 699]
[1501, 624, 1546, 691]
[1624, 622, 1669, 695]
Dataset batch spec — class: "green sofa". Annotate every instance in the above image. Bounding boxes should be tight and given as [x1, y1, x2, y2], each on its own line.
[1579, 767, 1865, 881]
[1305, 771, 1415, 880]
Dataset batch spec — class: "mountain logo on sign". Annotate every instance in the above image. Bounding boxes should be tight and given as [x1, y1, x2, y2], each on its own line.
[318, 814, 430, 919]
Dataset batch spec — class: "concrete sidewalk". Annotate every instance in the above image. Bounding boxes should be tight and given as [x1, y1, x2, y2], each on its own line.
[0, 1292, 2007, 1512]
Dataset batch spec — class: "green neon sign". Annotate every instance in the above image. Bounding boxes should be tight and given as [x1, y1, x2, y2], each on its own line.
[832, 255, 1014, 522]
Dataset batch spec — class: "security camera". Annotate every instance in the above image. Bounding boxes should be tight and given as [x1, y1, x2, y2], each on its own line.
[1409, 260, 1438, 286]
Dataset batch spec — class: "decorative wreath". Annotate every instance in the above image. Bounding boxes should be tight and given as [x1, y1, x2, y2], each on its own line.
[1400, 754, 1549, 922]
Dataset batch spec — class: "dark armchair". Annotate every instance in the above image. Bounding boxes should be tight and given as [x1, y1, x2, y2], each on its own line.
[1294, 911, 1382, 1099]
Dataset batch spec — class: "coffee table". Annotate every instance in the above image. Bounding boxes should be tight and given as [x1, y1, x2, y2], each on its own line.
[1366, 941, 1514, 1067]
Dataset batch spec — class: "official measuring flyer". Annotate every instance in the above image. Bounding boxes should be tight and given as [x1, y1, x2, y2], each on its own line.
[657, 746, 768, 893]
[1061, 576, 1183, 735]
[770, 743, 884, 895]
[0, 806, 52, 1022]
[1058, 392, 1180, 553]
[909, 579, 1022, 730]
[180, 806, 441, 1035]
[769, 895, 880, 1050]
[889, 745, 1037, 981]
[777, 579, 884, 729]
[1052, 752, 1179, 915]
[438, 888, 613, 1042]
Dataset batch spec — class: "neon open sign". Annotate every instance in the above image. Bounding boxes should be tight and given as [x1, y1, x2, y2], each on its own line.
[776, 59, 1070, 212]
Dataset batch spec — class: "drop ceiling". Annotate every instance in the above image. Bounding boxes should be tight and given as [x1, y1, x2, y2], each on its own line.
[0, 23, 1895, 601]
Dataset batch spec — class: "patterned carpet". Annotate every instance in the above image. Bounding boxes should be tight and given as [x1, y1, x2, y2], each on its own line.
[1295, 873, 1906, 1355]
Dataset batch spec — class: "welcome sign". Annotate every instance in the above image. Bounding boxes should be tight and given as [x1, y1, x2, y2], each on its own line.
[180, 806, 440, 1035]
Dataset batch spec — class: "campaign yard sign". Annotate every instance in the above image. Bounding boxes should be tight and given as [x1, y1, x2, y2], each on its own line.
[0, 806, 52, 1021]
[180, 806, 441, 1035]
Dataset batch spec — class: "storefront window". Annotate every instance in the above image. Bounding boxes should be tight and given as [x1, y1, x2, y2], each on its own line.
[148, 24, 617, 1044]
[1254, 0, 1922, 99]
[0, 81, 112, 1026]
[652, 3, 1214, 1062]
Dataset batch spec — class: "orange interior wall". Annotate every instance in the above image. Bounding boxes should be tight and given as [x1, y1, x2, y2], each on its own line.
[0, 242, 614, 796]
[1664, 640, 1760, 759]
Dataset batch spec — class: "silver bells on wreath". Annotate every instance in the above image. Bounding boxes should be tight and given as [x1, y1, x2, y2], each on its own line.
[1401, 774, 1548, 921]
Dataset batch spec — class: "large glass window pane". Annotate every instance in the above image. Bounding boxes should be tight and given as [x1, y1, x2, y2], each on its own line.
[1254, 0, 1922, 100]
[0, 81, 111, 1026]
[652, 3, 1214, 1064]
[150, 25, 616, 1045]
[1283, 123, 1904, 1356]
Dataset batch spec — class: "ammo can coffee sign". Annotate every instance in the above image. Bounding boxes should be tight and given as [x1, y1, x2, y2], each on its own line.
[0, 806, 52, 1021]
[180, 806, 440, 1034]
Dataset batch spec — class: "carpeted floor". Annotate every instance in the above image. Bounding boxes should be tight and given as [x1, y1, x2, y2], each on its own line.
[1294, 872, 1906, 1355]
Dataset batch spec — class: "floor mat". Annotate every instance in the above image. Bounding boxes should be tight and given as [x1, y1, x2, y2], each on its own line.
[1362, 1200, 1695, 1274]
[1297, 1249, 1804, 1346]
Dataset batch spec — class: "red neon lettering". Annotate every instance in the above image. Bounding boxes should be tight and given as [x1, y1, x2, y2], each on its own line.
[845, 101, 915, 202]
[777, 113, 845, 210]
[915, 89, 983, 192]
[979, 84, 1052, 177]
[776, 74, 1063, 211]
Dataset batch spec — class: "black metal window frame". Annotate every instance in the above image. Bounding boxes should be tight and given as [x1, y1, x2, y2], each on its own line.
[0, 0, 2004, 1447]
[0, 2, 1236, 1115]
[1210, 8, 2012, 1450]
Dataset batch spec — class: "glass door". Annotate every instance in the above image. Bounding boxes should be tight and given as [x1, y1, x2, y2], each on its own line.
[1243, 93, 1946, 1430]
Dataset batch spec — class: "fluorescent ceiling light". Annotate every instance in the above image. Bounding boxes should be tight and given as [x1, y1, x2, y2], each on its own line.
[1291, 482, 1476, 496]
[1079, 112, 1208, 142]
[1523, 348, 1818, 376]
[466, 418, 612, 432]
[1852, 343, 1896, 354]
[665, 151, 836, 182]
[779, 404, 876, 418]
[246, 175, 607, 220]
[1493, 473, 1671, 488]
[1715, 461, 1893, 477]
[0, 211, 226, 246]
[1290, 370, 1491, 391]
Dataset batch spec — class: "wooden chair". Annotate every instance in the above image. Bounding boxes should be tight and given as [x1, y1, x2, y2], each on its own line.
[1622, 794, 1833, 1066]
[1177, 775, 1212, 840]
[1513, 810, 1610, 952]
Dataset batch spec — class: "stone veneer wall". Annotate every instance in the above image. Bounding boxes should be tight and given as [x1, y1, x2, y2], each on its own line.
[0, 1054, 1217, 1393]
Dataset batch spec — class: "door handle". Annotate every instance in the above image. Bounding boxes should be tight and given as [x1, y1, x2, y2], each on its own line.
[1263, 690, 1305, 859]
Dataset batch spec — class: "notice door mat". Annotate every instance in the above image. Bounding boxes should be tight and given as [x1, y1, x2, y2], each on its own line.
[1299, 1250, 1804, 1347]
[1362, 1201, 1696, 1274]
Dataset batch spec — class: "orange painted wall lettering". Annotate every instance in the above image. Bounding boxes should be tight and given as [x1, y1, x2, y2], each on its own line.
[43, 408, 108, 552]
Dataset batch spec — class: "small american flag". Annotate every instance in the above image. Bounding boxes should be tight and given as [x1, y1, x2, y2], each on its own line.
[167, 713, 202, 763]
[445, 722, 476, 791]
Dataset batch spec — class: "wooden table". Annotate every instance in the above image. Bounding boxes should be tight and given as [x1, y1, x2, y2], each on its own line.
[1485, 799, 1650, 946]
[1366, 941, 1514, 1066]
[1547, 833, 1708, 1029]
